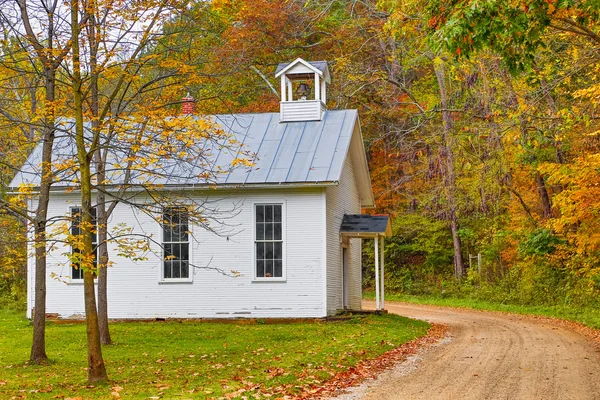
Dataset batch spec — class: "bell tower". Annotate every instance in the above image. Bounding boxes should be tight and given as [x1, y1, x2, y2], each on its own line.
[275, 58, 331, 122]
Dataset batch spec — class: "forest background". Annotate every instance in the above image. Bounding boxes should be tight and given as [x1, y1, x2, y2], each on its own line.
[1, 0, 600, 313]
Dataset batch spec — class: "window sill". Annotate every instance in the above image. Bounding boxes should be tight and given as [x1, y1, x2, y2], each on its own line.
[252, 277, 287, 283]
[159, 279, 193, 284]
[68, 280, 97, 285]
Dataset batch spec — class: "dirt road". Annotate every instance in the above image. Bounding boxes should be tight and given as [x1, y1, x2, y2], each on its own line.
[336, 302, 600, 400]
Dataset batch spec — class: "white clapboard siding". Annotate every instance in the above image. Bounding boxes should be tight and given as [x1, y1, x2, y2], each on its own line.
[280, 101, 325, 122]
[34, 188, 326, 319]
[325, 154, 362, 315]
[347, 237, 362, 310]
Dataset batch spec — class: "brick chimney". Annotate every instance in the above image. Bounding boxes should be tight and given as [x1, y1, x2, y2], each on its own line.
[181, 93, 196, 115]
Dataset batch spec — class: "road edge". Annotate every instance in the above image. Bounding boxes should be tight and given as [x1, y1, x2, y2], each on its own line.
[373, 299, 600, 349]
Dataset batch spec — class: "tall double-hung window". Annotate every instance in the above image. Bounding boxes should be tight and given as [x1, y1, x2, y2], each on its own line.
[255, 204, 283, 279]
[70, 207, 97, 280]
[162, 208, 190, 280]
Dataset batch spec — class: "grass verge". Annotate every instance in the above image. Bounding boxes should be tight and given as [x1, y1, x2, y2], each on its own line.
[364, 291, 600, 329]
[0, 309, 429, 399]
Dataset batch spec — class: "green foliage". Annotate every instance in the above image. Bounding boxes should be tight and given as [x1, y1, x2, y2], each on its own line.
[363, 214, 453, 294]
[518, 229, 564, 257]
[424, 0, 600, 72]
[0, 281, 26, 311]
[0, 310, 428, 398]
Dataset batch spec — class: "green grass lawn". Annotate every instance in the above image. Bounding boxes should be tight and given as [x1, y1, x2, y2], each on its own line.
[0, 310, 429, 399]
[365, 292, 600, 329]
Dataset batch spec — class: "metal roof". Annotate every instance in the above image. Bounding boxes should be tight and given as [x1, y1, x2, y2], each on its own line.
[340, 214, 392, 237]
[10, 109, 362, 190]
[275, 60, 329, 76]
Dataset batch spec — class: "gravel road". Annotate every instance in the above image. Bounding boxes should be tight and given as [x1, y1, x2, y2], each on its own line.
[334, 302, 600, 400]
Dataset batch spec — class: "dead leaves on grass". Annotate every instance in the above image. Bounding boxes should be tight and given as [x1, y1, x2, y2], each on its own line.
[293, 323, 448, 399]
[224, 323, 447, 399]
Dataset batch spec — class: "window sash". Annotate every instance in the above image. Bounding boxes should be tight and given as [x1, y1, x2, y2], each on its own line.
[255, 204, 283, 278]
[162, 208, 190, 280]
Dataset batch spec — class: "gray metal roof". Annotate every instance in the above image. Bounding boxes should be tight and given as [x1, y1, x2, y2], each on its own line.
[275, 60, 329, 75]
[340, 214, 392, 237]
[10, 109, 360, 189]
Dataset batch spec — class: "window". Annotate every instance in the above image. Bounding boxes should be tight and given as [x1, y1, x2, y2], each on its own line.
[162, 208, 190, 280]
[255, 204, 283, 278]
[71, 207, 97, 280]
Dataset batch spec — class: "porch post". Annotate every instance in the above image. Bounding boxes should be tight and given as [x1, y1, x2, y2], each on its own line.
[374, 235, 380, 310]
[380, 235, 385, 310]
[287, 78, 293, 101]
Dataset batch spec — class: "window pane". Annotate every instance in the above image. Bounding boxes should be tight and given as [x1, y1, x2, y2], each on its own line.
[181, 261, 189, 278]
[181, 243, 189, 262]
[174, 221, 183, 242]
[170, 211, 179, 227]
[163, 215, 172, 242]
[72, 208, 81, 235]
[164, 243, 173, 260]
[274, 260, 282, 277]
[164, 261, 172, 279]
[256, 242, 264, 260]
[256, 205, 264, 222]
[256, 222, 264, 240]
[274, 242, 282, 260]
[265, 205, 273, 223]
[90, 207, 97, 242]
[257, 260, 265, 277]
[265, 242, 273, 260]
[180, 215, 189, 241]
[172, 260, 181, 278]
[265, 223, 273, 240]
[274, 223, 282, 240]
[172, 243, 181, 260]
[172, 226, 181, 242]
[274, 205, 281, 223]
[265, 260, 273, 277]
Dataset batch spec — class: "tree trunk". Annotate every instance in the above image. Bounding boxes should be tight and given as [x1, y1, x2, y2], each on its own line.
[535, 171, 553, 218]
[87, 8, 112, 345]
[433, 57, 465, 278]
[450, 218, 463, 277]
[30, 220, 48, 363]
[71, 0, 108, 383]
[500, 64, 553, 220]
[30, 67, 57, 364]
[96, 194, 112, 345]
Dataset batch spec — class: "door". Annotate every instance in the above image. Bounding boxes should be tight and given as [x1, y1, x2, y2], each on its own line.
[342, 247, 349, 309]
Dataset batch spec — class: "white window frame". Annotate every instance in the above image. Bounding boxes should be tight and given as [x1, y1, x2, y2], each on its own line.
[69, 206, 98, 283]
[252, 201, 286, 282]
[159, 207, 193, 283]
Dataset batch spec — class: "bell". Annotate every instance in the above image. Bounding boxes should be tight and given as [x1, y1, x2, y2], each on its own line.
[296, 82, 311, 99]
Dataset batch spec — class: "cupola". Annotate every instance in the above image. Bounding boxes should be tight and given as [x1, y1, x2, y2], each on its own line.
[275, 58, 331, 122]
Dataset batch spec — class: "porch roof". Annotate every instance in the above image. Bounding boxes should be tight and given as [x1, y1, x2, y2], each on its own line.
[339, 214, 392, 238]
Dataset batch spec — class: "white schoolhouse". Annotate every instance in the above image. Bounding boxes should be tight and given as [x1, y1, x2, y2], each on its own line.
[12, 58, 391, 319]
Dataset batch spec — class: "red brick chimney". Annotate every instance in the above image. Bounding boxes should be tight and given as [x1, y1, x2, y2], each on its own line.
[181, 93, 196, 115]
